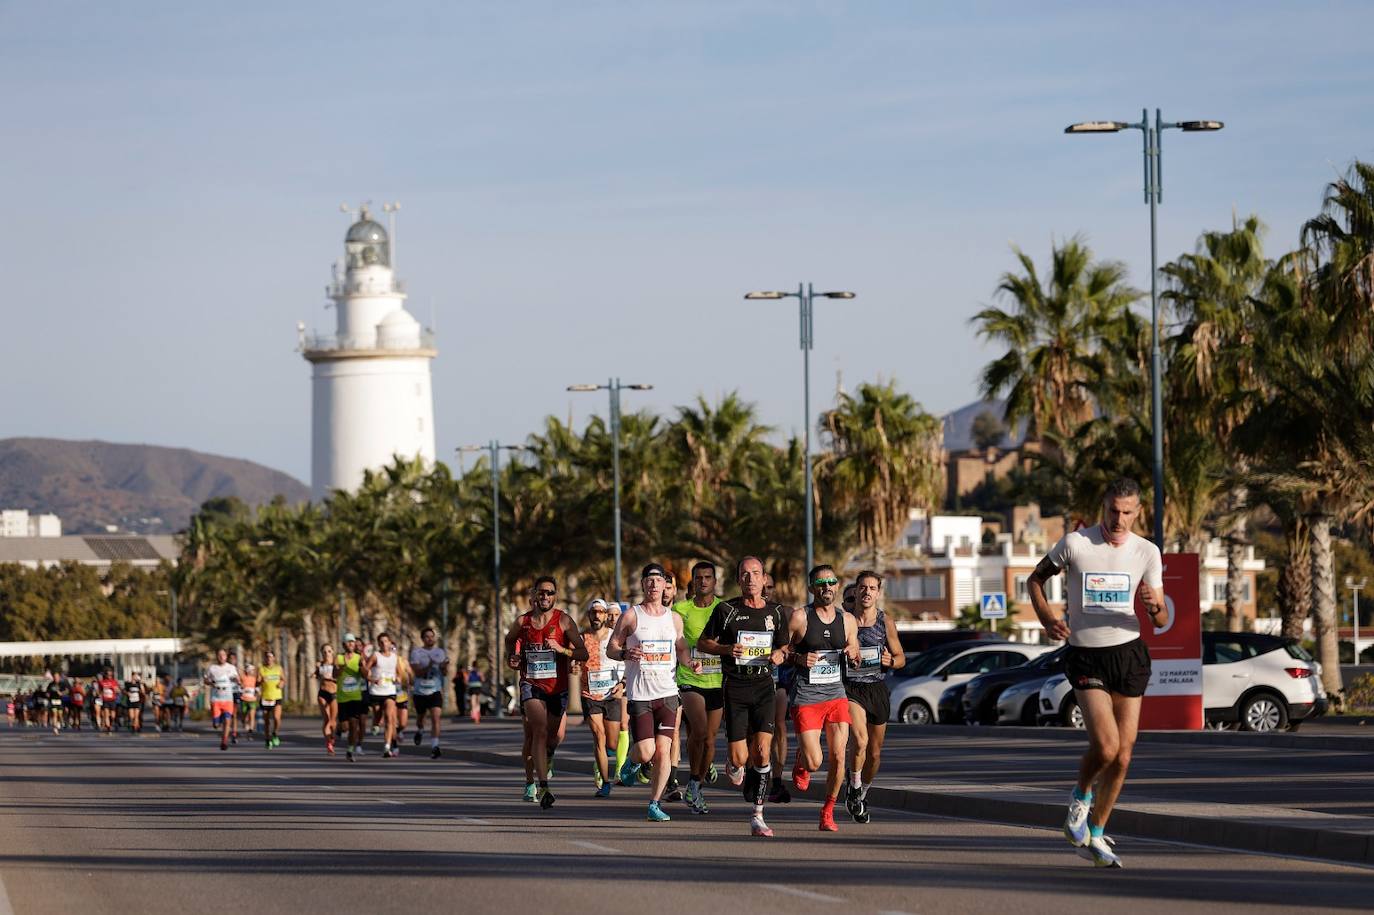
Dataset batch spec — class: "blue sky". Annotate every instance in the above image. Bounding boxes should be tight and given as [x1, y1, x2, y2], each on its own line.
[3, 2, 1371, 483]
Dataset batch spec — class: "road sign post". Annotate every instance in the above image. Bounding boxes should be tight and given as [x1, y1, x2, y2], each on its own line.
[980, 592, 1007, 630]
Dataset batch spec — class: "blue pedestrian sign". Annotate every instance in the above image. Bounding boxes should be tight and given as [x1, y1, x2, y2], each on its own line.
[980, 592, 1007, 620]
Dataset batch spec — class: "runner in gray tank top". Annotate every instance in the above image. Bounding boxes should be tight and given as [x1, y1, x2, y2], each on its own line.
[843, 570, 905, 823]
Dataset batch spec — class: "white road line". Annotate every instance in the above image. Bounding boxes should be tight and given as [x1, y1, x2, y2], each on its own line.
[272, 775, 291, 780]
[758, 884, 844, 904]
[317, 785, 336, 790]
[459, 817, 491, 826]
[382, 799, 404, 805]
[0, 869, 13, 915]
[567, 840, 619, 854]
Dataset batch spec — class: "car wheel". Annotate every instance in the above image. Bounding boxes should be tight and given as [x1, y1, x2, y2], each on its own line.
[899, 699, 933, 726]
[1020, 698, 1038, 726]
[1239, 693, 1288, 732]
[1062, 697, 1084, 729]
[1204, 719, 1238, 731]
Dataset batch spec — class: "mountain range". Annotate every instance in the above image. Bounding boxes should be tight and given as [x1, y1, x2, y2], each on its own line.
[0, 438, 309, 535]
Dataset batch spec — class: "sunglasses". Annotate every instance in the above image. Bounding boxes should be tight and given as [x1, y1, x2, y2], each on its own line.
[536, 590, 556, 597]
[811, 577, 839, 586]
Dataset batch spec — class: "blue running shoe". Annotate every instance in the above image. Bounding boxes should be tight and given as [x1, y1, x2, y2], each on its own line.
[646, 801, 671, 822]
[596, 781, 613, 798]
[619, 759, 641, 787]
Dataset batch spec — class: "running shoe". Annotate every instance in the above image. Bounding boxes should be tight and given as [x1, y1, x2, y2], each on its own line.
[1063, 792, 1092, 847]
[1076, 834, 1122, 868]
[547, 753, 556, 780]
[593, 762, 603, 789]
[845, 786, 864, 821]
[326, 739, 335, 756]
[706, 763, 719, 785]
[431, 746, 441, 759]
[596, 782, 613, 798]
[636, 765, 650, 786]
[413, 730, 422, 746]
[646, 801, 671, 822]
[819, 806, 838, 832]
[726, 762, 745, 787]
[372, 725, 381, 737]
[750, 816, 773, 838]
[767, 778, 792, 805]
[230, 735, 237, 745]
[523, 782, 538, 803]
[791, 763, 811, 792]
[685, 785, 709, 815]
[854, 798, 871, 825]
[354, 746, 365, 757]
[220, 742, 228, 751]
[618, 759, 641, 787]
[346, 749, 354, 762]
[539, 787, 556, 810]
[664, 785, 684, 803]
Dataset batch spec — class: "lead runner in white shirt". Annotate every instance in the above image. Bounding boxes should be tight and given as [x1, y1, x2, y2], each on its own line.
[363, 633, 403, 758]
[1028, 478, 1167, 869]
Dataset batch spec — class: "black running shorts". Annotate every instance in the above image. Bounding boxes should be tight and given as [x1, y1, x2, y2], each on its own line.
[628, 694, 681, 743]
[581, 696, 622, 721]
[520, 682, 569, 721]
[679, 684, 724, 712]
[338, 699, 367, 721]
[845, 679, 891, 726]
[723, 675, 776, 742]
[1066, 638, 1152, 698]
[412, 692, 443, 714]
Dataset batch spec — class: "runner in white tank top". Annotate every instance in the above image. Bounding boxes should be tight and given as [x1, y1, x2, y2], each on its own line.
[607, 563, 700, 822]
[363, 634, 402, 758]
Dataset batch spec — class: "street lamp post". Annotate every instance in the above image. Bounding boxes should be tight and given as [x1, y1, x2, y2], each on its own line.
[1347, 576, 1367, 663]
[1065, 110, 1223, 548]
[744, 285, 856, 574]
[567, 379, 653, 603]
[458, 441, 529, 718]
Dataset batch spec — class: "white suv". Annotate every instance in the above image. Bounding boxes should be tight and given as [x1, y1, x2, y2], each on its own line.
[1036, 632, 1327, 732]
[888, 641, 1054, 725]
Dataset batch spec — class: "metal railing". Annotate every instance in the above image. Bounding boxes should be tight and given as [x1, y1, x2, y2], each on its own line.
[301, 329, 436, 353]
[326, 276, 407, 298]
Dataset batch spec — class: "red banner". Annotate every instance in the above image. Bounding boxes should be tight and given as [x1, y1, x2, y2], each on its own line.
[1137, 553, 1203, 730]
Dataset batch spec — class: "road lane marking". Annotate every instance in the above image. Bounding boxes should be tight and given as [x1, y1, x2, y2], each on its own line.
[317, 785, 337, 790]
[0, 868, 13, 915]
[459, 817, 491, 826]
[759, 885, 843, 903]
[382, 799, 403, 805]
[273, 775, 291, 780]
[568, 840, 618, 854]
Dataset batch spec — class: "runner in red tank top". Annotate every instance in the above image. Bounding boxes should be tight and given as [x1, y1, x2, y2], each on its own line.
[504, 576, 587, 810]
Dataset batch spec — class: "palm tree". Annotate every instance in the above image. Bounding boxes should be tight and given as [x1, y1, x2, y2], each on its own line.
[972, 237, 1143, 441]
[819, 380, 943, 566]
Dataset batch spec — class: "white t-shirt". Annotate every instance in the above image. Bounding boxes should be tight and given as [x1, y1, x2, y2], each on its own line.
[1044, 525, 1163, 649]
[624, 604, 679, 702]
[408, 647, 447, 696]
[206, 664, 239, 703]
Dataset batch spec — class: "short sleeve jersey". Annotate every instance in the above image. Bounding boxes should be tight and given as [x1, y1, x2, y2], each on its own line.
[1044, 525, 1164, 649]
[205, 664, 238, 703]
[673, 597, 723, 689]
[700, 597, 789, 680]
[409, 647, 447, 696]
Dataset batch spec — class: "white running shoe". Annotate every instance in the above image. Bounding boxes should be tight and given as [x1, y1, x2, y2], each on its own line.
[1076, 834, 1122, 868]
[1063, 793, 1091, 846]
[727, 763, 745, 787]
[750, 815, 773, 838]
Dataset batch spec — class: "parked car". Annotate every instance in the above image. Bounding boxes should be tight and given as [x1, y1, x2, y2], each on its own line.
[936, 681, 969, 724]
[1202, 631, 1327, 731]
[961, 646, 1068, 725]
[996, 672, 1058, 725]
[889, 642, 1055, 725]
[1037, 632, 1328, 732]
[896, 628, 1005, 658]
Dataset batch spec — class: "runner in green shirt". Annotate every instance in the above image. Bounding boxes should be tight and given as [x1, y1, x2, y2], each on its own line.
[336, 635, 366, 761]
[673, 560, 725, 814]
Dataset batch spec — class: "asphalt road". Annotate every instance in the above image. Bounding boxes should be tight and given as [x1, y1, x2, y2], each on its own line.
[0, 723, 1370, 914]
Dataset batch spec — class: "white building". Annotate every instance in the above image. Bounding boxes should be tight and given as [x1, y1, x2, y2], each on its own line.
[0, 534, 177, 570]
[0, 510, 61, 538]
[301, 204, 437, 500]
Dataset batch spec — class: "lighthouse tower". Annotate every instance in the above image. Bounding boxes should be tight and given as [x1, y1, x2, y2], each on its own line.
[302, 204, 437, 500]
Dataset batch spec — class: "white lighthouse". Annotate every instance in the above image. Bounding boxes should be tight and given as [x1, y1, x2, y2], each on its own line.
[302, 204, 437, 500]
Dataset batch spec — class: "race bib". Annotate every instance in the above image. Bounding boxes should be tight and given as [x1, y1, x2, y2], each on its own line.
[526, 649, 556, 680]
[691, 646, 721, 675]
[341, 674, 361, 691]
[1083, 572, 1134, 615]
[127, 690, 141, 702]
[173, 697, 186, 707]
[809, 650, 842, 685]
[857, 646, 882, 670]
[587, 668, 617, 696]
[376, 675, 394, 687]
[638, 639, 674, 670]
[737, 631, 772, 666]
[416, 675, 441, 695]
[102, 688, 116, 701]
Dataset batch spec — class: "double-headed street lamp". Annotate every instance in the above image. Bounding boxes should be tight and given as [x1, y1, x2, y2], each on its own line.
[458, 440, 529, 718]
[1065, 109, 1223, 548]
[744, 284, 855, 574]
[567, 379, 653, 603]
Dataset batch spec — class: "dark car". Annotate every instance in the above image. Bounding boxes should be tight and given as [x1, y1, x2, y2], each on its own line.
[960, 645, 1068, 725]
[896, 628, 1005, 658]
[937, 681, 970, 724]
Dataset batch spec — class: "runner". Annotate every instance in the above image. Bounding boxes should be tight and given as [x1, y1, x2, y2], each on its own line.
[228, 651, 242, 745]
[123, 671, 146, 735]
[673, 561, 725, 815]
[697, 556, 792, 837]
[69, 679, 85, 730]
[395, 654, 413, 747]
[766, 573, 793, 805]
[96, 668, 119, 734]
[409, 627, 448, 758]
[314, 645, 339, 754]
[260, 650, 285, 749]
[239, 664, 259, 740]
[336, 634, 367, 761]
[362, 633, 403, 757]
[1027, 477, 1166, 869]
[786, 564, 861, 832]
[204, 649, 240, 751]
[658, 571, 685, 801]
[579, 598, 625, 797]
[503, 576, 586, 809]
[170, 678, 188, 731]
[465, 666, 484, 723]
[155, 674, 172, 732]
[843, 570, 905, 824]
[607, 564, 700, 822]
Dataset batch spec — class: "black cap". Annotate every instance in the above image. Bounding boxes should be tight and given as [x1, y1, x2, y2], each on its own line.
[640, 562, 667, 580]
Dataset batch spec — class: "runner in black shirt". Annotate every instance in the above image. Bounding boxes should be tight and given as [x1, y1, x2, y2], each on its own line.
[697, 556, 792, 838]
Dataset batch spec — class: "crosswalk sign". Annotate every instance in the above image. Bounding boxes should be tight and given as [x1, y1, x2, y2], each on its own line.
[980, 592, 1007, 619]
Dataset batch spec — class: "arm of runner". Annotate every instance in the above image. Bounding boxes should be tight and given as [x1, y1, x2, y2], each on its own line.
[881, 613, 905, 669]
[770, 606, 792, 668]
[503, 620, 523, 670]
[562, 615, 589, 662]
[844, 613, 861, 667]
[787, 606, 814, 667]
[1028, 553, 1070, 641]
[606, 607, 638, 662]
[1139, 548, 1167, 627]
